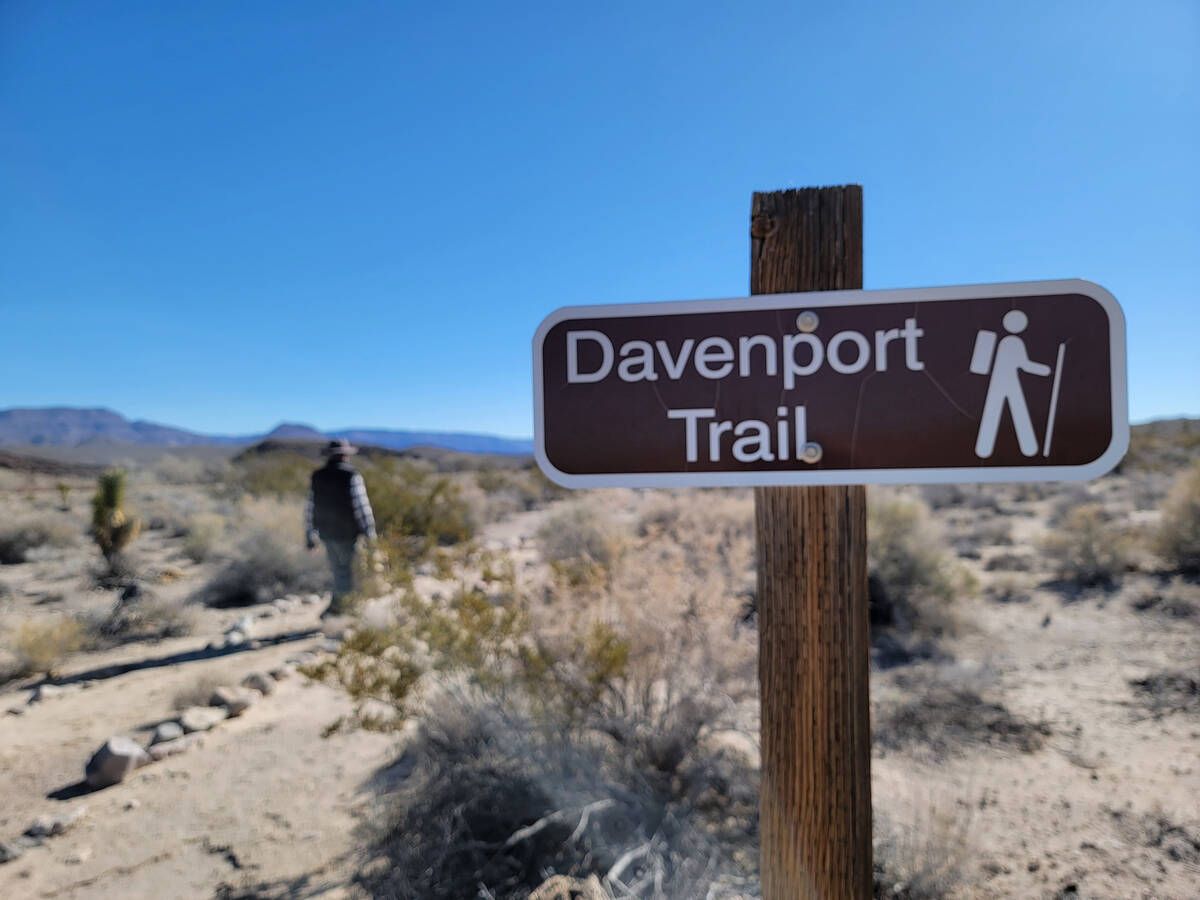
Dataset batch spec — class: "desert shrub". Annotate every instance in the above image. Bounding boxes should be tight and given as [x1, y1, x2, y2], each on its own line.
[875, 681, 1050, 759]
[361, 457, 474, 567]
[8, 617, 85, 677]
[1130, 578, 1198, 619]
[1129, 670, 1200, 718]
[232, 451, 313, 498]
[196, 528, 326, 607]
[874, 792, 972, 899]
[1155, 460, 1200, 574]
[0, 514, 78, 564]
[474, 464, 568, 520]
[538, 502, 624, 586]
[153, 454, 230, 485]
[1040, 503, 1132, 586]
[362, 694, 758, 900]
[868, 492, 973, 636]
[182, 513, 227, 563]
[84, 588, 194, 645]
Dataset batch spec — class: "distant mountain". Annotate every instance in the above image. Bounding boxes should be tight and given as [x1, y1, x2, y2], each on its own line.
[0, 407, 533, 456]
[330, 428, 532, 455]
[0, 407, 244, 447]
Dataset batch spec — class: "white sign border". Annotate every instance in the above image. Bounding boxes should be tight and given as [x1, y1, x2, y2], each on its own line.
[532, 278, 1128, 488]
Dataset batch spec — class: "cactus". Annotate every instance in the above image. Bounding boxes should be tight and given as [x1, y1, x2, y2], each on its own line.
[91, 469, 141, 565]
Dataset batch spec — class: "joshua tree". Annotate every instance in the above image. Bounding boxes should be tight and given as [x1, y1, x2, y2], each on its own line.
[91, 469, 140, 578]
[56, 481, 72, 510]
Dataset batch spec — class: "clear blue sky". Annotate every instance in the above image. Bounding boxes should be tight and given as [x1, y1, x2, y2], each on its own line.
[2, 0, 1196, 437]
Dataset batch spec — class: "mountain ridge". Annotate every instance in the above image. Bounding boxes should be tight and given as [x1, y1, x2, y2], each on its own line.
[0, 407, 533, 455]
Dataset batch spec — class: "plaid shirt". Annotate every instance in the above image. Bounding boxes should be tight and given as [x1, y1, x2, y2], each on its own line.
[305, 471, 376, 545]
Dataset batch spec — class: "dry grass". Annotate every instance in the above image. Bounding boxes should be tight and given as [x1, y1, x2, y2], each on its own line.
[7, 616, 86, 678]
[1154, 459, 1200, 574]
[874, 785, 973, 899]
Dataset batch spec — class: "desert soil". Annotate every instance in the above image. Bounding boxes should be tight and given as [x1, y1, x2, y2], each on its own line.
[1, 472, 1198, 899]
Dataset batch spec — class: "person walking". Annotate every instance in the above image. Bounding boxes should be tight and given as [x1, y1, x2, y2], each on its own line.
[305, 439, 376, 617]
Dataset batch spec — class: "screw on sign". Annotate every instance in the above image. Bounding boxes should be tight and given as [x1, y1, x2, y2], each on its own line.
[531, 185, 1128, 899]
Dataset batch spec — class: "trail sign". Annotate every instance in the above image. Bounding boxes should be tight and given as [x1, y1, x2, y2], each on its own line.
[534, 279, 1126, 488]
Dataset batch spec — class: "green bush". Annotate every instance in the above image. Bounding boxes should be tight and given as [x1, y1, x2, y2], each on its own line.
[361, 458, 474, 567]
[0, 514, 78, 564]
[1155, 460, 1200, 574]
[233, 452, 313, 498]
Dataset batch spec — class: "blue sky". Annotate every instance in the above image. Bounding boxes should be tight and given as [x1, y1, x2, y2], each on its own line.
[2, 0, 1196, 437]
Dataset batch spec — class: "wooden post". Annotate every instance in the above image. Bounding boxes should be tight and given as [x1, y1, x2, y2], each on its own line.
[751, 186, 872, 899]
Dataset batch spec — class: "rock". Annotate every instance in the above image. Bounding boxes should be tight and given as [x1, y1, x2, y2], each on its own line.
[269, 666, 293, 681]
[180, 706, 227, 733]
[26, 805, 86, 839]
[241, 671, 275, 695]
[124, 799, 141, 811]
[119, 583, 144, 603]
[317, 638, 341, 654]
[223, 630, 246, 647]
[303, 594, 320, 605]
[257, 608, 276, 619]
[85, 736, 150, 788]
[151, 721, 184, 745]
[0, 840, 24, 863]
[7, 706, 25, 716]
[209, 686, 260, 716]
[148, 732, 206, 761]
[28, 683, 65, 704]
[65, 845, 92, 864]
[234, 613, 256, 633]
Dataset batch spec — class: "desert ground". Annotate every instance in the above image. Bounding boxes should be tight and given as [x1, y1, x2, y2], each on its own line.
[0, 425, 1198, 899]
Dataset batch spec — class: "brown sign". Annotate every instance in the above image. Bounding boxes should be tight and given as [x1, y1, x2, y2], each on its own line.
[533, 280, 1127, 487]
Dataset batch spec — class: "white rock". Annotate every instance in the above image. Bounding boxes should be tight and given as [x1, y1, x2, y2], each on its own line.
[180, 706, 227, 733]
[85, 736, 150, 788]
[28, 683, 65, 704]
[209, 686, 260, 717]
[223, 630, 246, 647]
[269, 666, 293, 681]
[26, 805, 87, 837]
[151, 721, 184, 744]
[124, 799, 141, 811]
[148, 732, 205, 761]
[240, 671, 275, 695]
[65, 845, 92, 864]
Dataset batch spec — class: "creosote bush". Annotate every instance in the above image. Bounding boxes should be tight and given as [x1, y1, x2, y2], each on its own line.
[1040, 503, 1132, 586]
[361, 457, 474, 568]
[1155, 459, 1200, 574]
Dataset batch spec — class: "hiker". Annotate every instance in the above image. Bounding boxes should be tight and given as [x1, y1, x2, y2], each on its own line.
[305, 439, 376, 617]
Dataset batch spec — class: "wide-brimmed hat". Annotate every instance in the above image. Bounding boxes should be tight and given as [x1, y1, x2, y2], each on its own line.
[320, 439, 357, 457]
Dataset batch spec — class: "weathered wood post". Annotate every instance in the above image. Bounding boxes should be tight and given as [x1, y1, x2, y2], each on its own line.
[751, 186, 873, 898]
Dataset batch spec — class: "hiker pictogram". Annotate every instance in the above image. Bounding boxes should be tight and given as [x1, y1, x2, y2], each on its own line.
[971, 310, 1066, 459]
